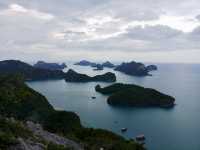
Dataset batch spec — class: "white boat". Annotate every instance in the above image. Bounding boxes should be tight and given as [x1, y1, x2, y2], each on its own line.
[121, 128, 127, 132]
[136, 134, 145, 141]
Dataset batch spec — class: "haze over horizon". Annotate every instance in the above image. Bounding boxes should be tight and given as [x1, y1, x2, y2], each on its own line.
[1, 0, 200, 63]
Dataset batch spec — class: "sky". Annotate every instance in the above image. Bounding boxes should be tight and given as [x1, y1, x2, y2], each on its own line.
[0, 0, 200, 63]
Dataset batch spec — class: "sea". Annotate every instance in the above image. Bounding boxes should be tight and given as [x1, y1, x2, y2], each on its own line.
[27, 62, 200, 150]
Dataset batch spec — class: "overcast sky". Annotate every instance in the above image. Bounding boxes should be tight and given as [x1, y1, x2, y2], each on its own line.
[1, 0, 200, 63]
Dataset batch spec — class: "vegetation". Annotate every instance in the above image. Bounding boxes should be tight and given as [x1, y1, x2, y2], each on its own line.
[43, 111, 81, 135]
[0, 74, 144, 150]
[47, 143, 73, 150]
[74, 60, 96, 66]
[73, 128, 144, 150]
[34, 61, 67, 70]
[0, 74, 81, 131]
[74, 60, 115, 68]
[114, 61, 157, 76]
[114, 61, 149, 76]
[0, 117, 33, 149]
[65, 69, 116, 82]
[0, 60, 65, 80]
[96, 83, 175, 108]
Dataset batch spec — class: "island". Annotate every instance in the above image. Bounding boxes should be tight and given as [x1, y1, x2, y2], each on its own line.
[102, 61, 115, 68]
[0, 74, 144, 150]
[0, 60, 65, 80]
[114, 61, 157, 76]
[74, 60, 116, 69]
[65, 69, 116, 82]
[34, 61, 67, 70]
[93, 64, 104, 71]
[95, 83, 175, 108]
[146, 65, 158, 71]
[74, 60, 96, 66]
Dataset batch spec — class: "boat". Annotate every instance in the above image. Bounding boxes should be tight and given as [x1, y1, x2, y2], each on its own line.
[121, 128, 127, 132]
[136, 134, 145, 141]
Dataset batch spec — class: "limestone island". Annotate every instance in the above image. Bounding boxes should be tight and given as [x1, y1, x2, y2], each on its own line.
[95, 83, 175, 108]
[74, 60, 115, 69]
[102, 61, 115, 68]
[0, 60, 66, 81]
[74, 60, 96, 66]
[65, 69, 116, 82]
[146, 65, 158, 71]
[114, 61, 157, 76]
[93, 64, 104, 71]
[34, 61, 67, 70]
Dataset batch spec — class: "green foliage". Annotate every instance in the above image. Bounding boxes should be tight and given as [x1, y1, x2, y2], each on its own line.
[0, 117, 33, 149]
[47, 143, 73, 150]
[0, 75, 145, 150]
[0, 74, 81, 133]
[65, 69, 116, 82]
[43, 111, 81, 135]
[0, 74, 54, 121]
[0, 60, 65, 80]
[72, 128, 144, 150]
[96, 83, 175, 107]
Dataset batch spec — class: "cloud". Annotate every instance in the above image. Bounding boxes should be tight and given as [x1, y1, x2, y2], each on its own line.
[0, 0, 200, 62]
[196, 15, 200, 21]
[124, 25, 182, 41]
[0, 3, 54, 20]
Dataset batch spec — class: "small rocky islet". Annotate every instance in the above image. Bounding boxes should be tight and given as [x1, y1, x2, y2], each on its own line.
[95, 83, 175, 108]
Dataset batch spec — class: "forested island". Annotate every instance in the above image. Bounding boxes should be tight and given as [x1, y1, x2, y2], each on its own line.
[65, 69, 116, 82]
[74, 60, 115, 70]
[0, 60, 65, 80]
[34, 61, 67, 70]
[114, 61, 157, 76]
[95, 83, 175, 108]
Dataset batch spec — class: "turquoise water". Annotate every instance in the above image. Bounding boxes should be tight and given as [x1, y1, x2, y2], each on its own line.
[27, 63, 200, 150]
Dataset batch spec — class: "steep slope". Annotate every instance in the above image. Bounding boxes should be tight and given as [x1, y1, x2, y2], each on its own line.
[0, 60, 65, 80]
[0, 74, 144, 150]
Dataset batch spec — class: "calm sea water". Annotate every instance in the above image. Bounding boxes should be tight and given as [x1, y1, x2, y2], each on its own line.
[27, 63, 200, 150]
